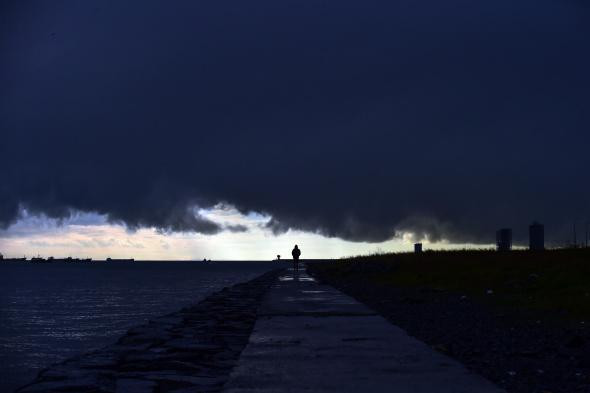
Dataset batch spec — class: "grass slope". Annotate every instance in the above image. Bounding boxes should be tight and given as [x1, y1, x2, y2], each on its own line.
[311, 249, 590, 319]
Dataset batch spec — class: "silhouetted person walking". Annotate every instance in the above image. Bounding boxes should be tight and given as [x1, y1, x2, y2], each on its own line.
[291, 245, 301, 271]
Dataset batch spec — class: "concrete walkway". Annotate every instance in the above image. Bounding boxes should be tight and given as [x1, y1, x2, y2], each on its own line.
[223, 265, 505, 393]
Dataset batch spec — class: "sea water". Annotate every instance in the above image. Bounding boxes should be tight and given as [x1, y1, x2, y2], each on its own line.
[0, 261, 280, 392]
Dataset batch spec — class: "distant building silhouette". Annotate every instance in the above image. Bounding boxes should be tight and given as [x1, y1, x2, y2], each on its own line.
[496, 228, 512, 251]
[414, 243, 422, 253]
[529, 222, 544, 251]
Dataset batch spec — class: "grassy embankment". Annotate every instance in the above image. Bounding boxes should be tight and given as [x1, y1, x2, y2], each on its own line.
[311, 249, 590, 320]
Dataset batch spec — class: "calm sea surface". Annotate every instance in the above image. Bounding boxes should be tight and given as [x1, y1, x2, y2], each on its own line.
[0, 261, 280, 392]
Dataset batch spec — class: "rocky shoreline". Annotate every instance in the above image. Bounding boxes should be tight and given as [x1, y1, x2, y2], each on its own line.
[16, 269, 283, 393]
[308, 263, 590, 393]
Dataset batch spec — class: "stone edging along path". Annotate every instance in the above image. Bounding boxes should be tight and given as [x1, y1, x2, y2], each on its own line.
[16, 269, 284, 393]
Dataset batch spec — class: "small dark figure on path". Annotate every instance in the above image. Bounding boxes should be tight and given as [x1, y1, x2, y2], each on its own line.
[291, 245, 301, 271]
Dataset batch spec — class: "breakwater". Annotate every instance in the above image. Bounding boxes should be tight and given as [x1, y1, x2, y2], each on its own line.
[17, 269, 283, 393]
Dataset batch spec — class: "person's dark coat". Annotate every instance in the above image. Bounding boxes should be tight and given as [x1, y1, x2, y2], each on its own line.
[292, 246, 301, 260]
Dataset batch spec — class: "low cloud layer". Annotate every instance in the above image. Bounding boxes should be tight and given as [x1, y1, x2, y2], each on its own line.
[1, 0, 589, 246]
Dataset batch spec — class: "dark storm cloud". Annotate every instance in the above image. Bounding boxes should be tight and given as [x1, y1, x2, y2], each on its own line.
[225, 224, 249, 233]
[1, 0, 589, 245]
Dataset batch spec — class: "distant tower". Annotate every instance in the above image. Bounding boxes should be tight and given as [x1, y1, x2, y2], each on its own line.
[414, 243, 422, 253]
[529, 222, 544, 251]
[496, 228, 512, 251]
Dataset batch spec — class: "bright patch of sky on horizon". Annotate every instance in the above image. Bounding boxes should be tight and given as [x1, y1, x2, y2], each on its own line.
[0, 205, 491, 260]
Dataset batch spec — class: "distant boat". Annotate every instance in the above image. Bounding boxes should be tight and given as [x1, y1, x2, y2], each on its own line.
[2, 257, 26, 262]
[46, 257, 91, 262]
[30, 256, 46, 263]
[50, 257, 72, 262]
[106, 258, 134, 262]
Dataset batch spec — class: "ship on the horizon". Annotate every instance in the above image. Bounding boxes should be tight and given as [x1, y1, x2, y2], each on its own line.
[1, 254, 94, 263]
[47, 257, 92, 263]
[106, 257, 135, 262]
[0, 254, 27, 262]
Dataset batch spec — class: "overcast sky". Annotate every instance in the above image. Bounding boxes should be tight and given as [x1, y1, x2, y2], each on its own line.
[1, 1, 589, 259]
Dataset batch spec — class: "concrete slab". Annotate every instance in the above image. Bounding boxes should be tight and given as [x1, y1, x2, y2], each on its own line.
[259, 269, 377, 317]
[223, 266, 505, 393]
